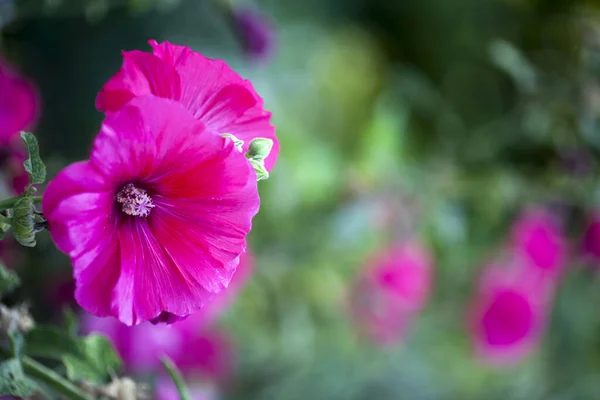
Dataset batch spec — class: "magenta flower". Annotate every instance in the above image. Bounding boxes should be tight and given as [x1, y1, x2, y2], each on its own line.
[0, 56, 38, 142]
[582, 211, 600, 265]
[510, 209, 566, 279]
[42, 96, 260, 326]
[230, 7, 276, 63]
[349, 242, 433, 345]
[96, 40, 278, 171]
[83, 313, 234, 380]
[468, 261, 548, 366]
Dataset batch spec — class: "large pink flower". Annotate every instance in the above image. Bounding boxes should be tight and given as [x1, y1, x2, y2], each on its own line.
[349, 242, 433, 345]
[0, 56, 38, 142]
[468, 260, 548, 366]
[96, 40, 278, 171]
[42, 96, 260, 326]
[83, 313, 234, 380]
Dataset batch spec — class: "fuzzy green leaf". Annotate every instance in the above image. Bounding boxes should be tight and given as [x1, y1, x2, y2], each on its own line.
[12, 196, 35, 247]
[63, 334, 122, 384]
[0, 358, 34, 397]
[20, 132, 46, 186]
[0, 263, 20, 297]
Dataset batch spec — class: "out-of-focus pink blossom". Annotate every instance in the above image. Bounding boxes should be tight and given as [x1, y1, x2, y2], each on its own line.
[230, 6, 276, 63]
[0, 56, 38, 142]
[582, 211, 600, 265]
[83, 313, 234, 380]
[468, 261, 548, 366]
[349, 242, 433, 345]
[510, 209, 566, 279]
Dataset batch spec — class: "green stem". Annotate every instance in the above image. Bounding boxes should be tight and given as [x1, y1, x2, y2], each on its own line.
[0, 215, 11, 226]
[21, 356, 91, 400]
[0, 196, 41, 212]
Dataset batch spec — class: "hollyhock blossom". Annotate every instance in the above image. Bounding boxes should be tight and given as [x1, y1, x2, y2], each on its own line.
[349, 242, 433, 345]
[43, 96, 260, 326]
[510, 209, 566, 280]
[83, 313, 234, 380]
[230, 6, 276, 63]
[96, 40, 278, 171]
[468, 260, 548, 366]
[582, 211, 600, 265]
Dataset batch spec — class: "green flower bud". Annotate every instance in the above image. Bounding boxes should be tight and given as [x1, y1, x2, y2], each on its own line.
[12, 197, 36, 247]
[246, 138, 273, 162]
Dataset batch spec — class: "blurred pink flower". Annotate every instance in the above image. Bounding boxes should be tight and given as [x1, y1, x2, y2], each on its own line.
[349, 242, 433, 345]
[154, 376, 218, 400]
[42, 96, 259, 326]
[96, 40, 278, 171]
[83, 313, 234, 380]
[468, 261, 548, 366]
[510, 209, 566, 279]
[582, 211, 600, 264]
[0, 56, 38, 142]
[230, 7, 276, 63]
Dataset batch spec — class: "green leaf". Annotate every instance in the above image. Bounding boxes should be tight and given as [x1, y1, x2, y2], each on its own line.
[12, 196, 35, 247]
[246, 138, 274, 162]
[161, 356, 192, 400]
[25, 325, 82, 361]
[249, 158, 269, 181]
[0, 262, 20, 297]
[62, 307, 79, 338]
[63, 334, 122, 384]
[0, 358, 35, 397]
[20, 132, 46, 186]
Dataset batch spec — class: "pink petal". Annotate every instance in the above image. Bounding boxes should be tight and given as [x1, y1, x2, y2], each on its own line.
[149, 40, 278, 171]
[95, 51, 181, 113]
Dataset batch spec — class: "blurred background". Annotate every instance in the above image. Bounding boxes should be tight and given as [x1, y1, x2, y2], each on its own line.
[2, 0, 600, 399]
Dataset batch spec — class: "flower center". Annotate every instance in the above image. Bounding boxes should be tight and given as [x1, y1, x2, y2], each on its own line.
[116, 183, 155, 217]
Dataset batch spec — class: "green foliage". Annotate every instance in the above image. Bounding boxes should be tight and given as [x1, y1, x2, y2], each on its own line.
[63, 334, 122, 384]
[0, 263, 20, 298]
[0, 358, 35, 397]
[12, 196, 36, 247]
[26, 327, 122, 385]
[20, 132, 46, 187]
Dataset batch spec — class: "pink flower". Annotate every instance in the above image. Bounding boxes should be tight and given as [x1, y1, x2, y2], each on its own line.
[468, 261, 548, 366]
[0, 56, 38, 142]
[42, 96, 260, 326]
[582, 211, 600, 264]
[96, 40, 278, 171]
[510, 209, 566, 279]
[83, 313, 234, 380]
[349, 242, 433, 345]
